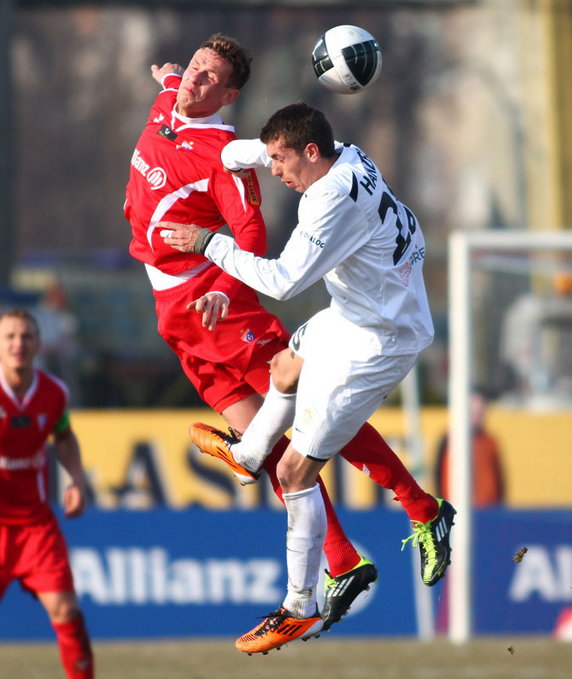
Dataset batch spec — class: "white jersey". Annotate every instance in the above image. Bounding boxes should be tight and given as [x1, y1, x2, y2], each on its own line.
[209, 139, 434, 356]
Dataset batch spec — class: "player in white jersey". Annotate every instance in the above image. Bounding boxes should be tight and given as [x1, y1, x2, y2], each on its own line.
[158, 102, 456, 654]
[217, 138, 434, 353]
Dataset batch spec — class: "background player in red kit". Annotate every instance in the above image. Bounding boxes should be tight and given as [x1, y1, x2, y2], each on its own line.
[0, 309, 94, 679]
[124, 33, 443, 628]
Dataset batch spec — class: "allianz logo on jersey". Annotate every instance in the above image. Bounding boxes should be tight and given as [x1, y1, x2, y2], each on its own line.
[70, 547, 282, 605]
[509, 545, 572, 602]
[131, 149, 167, 190]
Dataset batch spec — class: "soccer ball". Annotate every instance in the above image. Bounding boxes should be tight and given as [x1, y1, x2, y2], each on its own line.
[311, 25, 382, 95]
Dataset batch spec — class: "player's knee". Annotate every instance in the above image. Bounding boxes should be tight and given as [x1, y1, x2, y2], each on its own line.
[270, 351, 300, 394]
[276, 457, 307, 493]
[56, 601, 82, 624]
[276, 457, 294, 491]
[45, 594, 82, 623]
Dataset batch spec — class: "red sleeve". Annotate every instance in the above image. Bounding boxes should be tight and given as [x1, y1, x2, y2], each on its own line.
[146, 74, 180, 125]
[162, 73, 182, 90]
[205, 165, 267, 299]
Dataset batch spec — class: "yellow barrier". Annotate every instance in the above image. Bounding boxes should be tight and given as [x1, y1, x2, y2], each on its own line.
[69, 407, 571, 509]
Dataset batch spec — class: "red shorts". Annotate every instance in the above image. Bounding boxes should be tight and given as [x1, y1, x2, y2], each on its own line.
[0, 514, 75, 599]
[154, 272, 290, 412]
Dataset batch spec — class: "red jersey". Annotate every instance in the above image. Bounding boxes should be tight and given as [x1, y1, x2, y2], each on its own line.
[0, 369, 69, 525]
[124, 73, 267, 300]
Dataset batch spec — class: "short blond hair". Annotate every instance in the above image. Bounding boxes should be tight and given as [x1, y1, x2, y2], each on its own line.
[0, 308, 40, 337]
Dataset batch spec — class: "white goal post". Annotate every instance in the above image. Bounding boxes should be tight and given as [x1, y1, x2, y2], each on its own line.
[447, 229, 572, 643]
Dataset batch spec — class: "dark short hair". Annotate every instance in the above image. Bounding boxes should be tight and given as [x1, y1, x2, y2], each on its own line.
[0, 308, 40, 337]
[260, 102, 336, 157]
[200, 33, 252, 90]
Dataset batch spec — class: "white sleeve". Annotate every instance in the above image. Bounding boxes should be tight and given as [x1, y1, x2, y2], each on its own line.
[203, 189, 362, 301]
[204, 232, 318, 300]
[220, 139, 271, 171]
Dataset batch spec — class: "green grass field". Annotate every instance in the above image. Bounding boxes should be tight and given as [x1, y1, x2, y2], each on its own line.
[1, 636, 571, 679]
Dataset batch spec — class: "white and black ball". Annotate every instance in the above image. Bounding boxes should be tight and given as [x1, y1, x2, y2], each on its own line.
[312, 25, 382, 95]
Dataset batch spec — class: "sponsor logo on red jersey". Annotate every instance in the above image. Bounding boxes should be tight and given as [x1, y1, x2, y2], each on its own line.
[131, 149, 167, 190]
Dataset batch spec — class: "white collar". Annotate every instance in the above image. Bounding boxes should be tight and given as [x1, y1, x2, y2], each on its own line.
[173, 108, 224, 126]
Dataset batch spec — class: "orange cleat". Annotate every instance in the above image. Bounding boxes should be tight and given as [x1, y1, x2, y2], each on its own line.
[189, 423, 259, 485]
[235, 607, 323, 655]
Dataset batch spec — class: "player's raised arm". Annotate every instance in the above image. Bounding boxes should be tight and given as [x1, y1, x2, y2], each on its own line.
[151, 62, 184, 85]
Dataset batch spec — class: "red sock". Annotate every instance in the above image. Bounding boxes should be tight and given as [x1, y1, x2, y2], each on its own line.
[263, 436, 361, 577]
[52, 613, 94, 679]
[340, 422, 438, 523]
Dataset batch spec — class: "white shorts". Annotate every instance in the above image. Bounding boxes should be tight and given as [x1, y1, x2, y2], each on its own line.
[288, 308, 418, 461]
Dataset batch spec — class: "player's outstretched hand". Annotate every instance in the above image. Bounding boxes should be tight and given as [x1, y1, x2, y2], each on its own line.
[151, 62, 184, 83]
[63, 483, 87, 519]
[159, 221, 202, 253]
[187, 292, 230, 332]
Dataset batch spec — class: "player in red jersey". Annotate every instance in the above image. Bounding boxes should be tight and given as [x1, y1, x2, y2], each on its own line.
[0, 309, 94, 678]
[124, 34, 441, 630]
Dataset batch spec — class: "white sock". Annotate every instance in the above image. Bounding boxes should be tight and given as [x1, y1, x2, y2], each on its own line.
[282, 484, 326, 618]
[232, 380, 296, 473]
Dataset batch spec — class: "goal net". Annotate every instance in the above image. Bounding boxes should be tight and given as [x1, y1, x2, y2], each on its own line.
[447, 230, 572, 641]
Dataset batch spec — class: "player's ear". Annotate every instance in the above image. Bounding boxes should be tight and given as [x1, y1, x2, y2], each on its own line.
[222, 88, 240, 107]
[305, 142, 320, 162]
